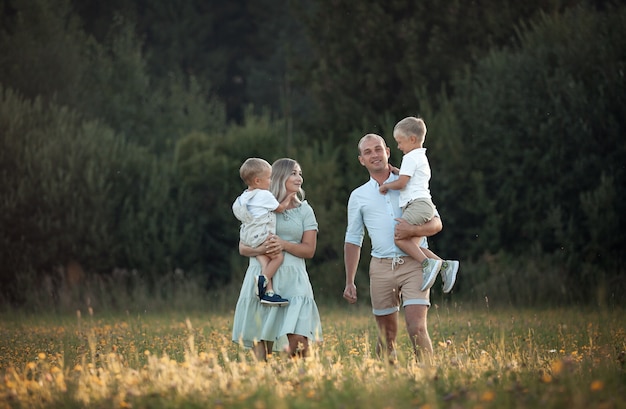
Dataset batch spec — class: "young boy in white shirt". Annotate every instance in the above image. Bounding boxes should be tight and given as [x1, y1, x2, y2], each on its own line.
[379, 117, 459, 292]
[232, 158, 294, 305]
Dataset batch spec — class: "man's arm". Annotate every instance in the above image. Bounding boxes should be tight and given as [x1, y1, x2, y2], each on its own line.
[343, 242, 361, 304]
[394, 216, 442, 240]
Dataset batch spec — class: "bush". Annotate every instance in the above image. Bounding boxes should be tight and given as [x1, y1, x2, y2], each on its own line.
[0, 88, 143, 299]
[0, 88, 215, 304]
[427, 4, 626, 300]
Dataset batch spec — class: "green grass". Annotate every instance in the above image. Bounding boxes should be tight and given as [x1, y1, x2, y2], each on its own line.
[0, 302, 624, 408]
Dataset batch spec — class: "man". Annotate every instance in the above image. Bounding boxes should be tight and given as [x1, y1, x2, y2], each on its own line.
[343, 133, 457, 362]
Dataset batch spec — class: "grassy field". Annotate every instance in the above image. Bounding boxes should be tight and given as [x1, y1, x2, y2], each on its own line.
[0, 302, 624, 408]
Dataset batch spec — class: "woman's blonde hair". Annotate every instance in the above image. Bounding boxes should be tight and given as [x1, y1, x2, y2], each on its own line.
[270, 158, 304, 203]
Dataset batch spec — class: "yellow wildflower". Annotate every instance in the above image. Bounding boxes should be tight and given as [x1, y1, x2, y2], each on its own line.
[480, 390, 496, 402]
[541, 373, 552, 383]
[590, 380, 604, 392]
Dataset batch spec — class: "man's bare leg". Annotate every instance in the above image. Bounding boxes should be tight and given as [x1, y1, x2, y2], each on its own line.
[375, 312, 399, 362]
[404, 304, 433, 363]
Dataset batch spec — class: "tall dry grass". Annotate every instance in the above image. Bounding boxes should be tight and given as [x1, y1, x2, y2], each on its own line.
[0, 302, 624, 408]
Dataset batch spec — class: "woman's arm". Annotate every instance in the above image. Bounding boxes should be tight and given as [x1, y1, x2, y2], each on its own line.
[239, 240, 266, 257]
[240, 230, 317, 259]
[274, 230, 317, 259]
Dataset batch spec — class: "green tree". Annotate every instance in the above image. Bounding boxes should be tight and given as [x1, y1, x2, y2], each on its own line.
[0, 0, 224, 155]
[0, 85, 226, 304]
[297, 0, 604, 138]
[79, 16, 225, 153]
[173, 112, 297, 285]
[72, 0, 313, 129]
[437, 4, 625, 297]
[0, 0, 86, 104]
[0, 87, 154, 301]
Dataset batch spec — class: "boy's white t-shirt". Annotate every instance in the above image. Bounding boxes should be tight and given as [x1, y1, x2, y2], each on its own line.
[398, 148, 432, 208]
[232, 189, 280, 248]
[241, 189, 279, 217]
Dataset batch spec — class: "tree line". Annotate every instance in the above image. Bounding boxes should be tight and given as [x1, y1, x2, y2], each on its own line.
[0, 0, 623, 307]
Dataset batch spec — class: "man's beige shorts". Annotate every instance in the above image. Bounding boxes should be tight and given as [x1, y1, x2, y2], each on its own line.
[369, 256, 430, 316]
[401, 198, 435, 226]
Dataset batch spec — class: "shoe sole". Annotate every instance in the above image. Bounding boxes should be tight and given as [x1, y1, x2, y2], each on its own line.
[420, 260, 442, 291]
[260, 300, 289, 306]
[442, 262, 459, 293]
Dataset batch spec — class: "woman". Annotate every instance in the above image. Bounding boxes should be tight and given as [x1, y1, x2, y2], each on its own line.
[231, 158, 323, 360]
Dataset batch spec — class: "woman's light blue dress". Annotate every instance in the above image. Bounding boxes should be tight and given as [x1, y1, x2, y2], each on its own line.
[231, 200, 323, 351]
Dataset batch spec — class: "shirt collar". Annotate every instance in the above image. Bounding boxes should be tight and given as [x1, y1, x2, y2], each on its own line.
[368, 172, 396, 187]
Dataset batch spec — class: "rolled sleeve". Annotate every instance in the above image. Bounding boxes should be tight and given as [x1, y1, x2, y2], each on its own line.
[344, 193, 364, 247]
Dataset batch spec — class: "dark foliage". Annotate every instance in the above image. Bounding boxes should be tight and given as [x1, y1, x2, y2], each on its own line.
[0, 0, 623, 307]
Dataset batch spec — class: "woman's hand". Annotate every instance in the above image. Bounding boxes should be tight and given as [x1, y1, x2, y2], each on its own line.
[239, 235, 285, 258]
[264, 234, 283, 257]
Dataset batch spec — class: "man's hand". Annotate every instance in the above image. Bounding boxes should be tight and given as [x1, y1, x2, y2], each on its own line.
[343, 283, 357, 304]
[394, 217, 443, 240]
[379, 185, 389, 194]
[394, 218, 416, 240]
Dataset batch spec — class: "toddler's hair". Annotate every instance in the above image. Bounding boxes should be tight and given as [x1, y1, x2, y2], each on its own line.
[394, 116, 427, 143]
[239, 158, 271, 185]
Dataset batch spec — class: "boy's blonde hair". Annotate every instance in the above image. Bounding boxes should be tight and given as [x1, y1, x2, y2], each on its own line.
[394, 116, 427, 143]
[239, 158, 271, 185]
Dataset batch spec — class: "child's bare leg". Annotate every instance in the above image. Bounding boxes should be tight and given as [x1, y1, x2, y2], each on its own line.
[421, 247, 441, 260]
[395, 237, 427, 262]
[395, 236, 442, 292]
[263, 252, 284, 293]
[256, 254, 271, 274]
[254, 254, 271, 297]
